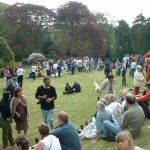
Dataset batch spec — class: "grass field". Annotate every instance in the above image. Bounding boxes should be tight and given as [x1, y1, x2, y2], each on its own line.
[0, 67, 150, 150]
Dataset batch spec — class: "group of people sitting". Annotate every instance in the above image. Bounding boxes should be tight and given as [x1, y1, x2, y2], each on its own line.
[77, 81, 150, 149]
[63, 81, 81, 94]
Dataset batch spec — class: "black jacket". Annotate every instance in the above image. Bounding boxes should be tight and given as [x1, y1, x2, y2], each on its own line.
[35, 85, 57, 110]
[0, 98, 11, 119]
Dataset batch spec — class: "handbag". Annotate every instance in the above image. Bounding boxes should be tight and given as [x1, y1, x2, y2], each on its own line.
[13, 114, 23, 123]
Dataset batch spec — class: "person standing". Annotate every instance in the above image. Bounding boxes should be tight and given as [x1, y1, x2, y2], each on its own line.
[134, 65, 144, 95]
[0, 91, 14, 148]
[4, 66, 11, 90]
[45, 61, 50, 76]
[35, 76, 57, 129]
[31, 64, 37, 81]
[16, 65, 25, 87]
[104, 60, 110, 78]
[122, 65, 127, 86]
[53, 61, 58, 77]
[10, 87, 30, 136]
[99, 74, 115, 98]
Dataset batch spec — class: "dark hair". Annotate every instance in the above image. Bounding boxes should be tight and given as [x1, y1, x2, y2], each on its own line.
[15, 135, 29, 150]
[3, 91, 11, 100]
[38, 124, 49, 138]
[126, 94, 136, 105]
[43, 76, 50, 82]
[14, 87, 22, 97]
[66, 83, 69, 86]
[108, 74, 114, 79]
[145, 82, 150, 89]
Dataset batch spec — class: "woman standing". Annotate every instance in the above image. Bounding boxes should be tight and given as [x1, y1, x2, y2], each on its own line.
[10, 87, 30, 135]
[134, 65, 144, 95]
[0, 91, 14, 148]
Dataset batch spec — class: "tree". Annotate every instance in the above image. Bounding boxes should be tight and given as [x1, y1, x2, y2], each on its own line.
[54, 1, 104, 58]
[114, 20, 133, 59]
[2, 3, 55, 61]
[28, 53, 46, 63]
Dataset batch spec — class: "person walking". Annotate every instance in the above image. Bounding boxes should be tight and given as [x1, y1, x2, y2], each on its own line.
[35, 76, 57, 129]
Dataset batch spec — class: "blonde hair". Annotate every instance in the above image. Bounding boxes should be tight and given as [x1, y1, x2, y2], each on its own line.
[116, 131, 134, 150]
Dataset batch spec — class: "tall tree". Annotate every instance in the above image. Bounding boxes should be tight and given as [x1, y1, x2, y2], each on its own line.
[115, 20, 133, 59]
[2, 3, 55, 61]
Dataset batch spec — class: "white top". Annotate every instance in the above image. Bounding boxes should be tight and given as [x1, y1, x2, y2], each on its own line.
[133, 146, 144, 150]
[53, 63, 58, 69]
[41, 135, 61, 150]
[134, 71, 144, 87]
[31, 66, 37, 72]
[17, 68, 25, 76]
[130, 62, 137, 68]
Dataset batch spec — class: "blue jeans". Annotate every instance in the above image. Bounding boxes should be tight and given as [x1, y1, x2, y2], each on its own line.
[42, 109, 54, 129]
[131, 68, 135, 77]
[53, 69, 57, 77]
[103, 120, 122, 138]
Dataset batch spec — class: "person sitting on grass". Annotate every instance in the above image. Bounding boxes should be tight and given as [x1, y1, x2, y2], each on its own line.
[32, 124, 61, 150]
[63, 83, 73, 94]
[50, 111, 81, 150]
[15, 134, 29, 150]
[72, 81, 81, 93]
[116, 131, 143, 150]
[103, 93, 145, 139]
[92, 101, 114, 143]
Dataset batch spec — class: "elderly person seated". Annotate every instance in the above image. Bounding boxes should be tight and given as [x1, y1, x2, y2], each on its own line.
[92, 101, 114, 143]
[33, 124, 61, 150]
[103, 93, 145, 139]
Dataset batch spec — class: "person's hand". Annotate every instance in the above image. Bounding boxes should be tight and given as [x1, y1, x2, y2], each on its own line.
[16, 113, 20, 117]
[46, 98, 53, 103]
[42, 95, 47, 99]
[92, 140, 98, 144]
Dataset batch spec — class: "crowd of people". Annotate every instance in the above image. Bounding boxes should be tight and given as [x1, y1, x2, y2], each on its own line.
[0, 54, 150, 150]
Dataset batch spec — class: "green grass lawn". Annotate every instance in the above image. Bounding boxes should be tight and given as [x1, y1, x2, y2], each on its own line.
[0, 67, 150, 150]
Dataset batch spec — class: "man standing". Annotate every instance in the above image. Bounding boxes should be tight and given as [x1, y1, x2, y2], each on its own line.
[16, 65, 25, 87]
[50, 111, 81, 150]
[35, 77, 57, 129]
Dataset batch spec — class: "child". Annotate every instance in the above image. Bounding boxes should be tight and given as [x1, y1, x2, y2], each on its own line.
[116, 131, 143, 150]
[12, 77, 20, 88]
[122, 65, 127, 86]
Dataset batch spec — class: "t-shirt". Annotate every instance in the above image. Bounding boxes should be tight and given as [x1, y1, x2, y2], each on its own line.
[17, 68, 25, 76]
[53, 63, 58, 69]
[134, 146, 144, 150]
[41, 135, 61, 150]
[31, 66, 37, 72]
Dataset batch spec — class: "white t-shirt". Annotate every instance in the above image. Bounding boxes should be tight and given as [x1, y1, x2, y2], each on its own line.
[53, 63, 58, 69]
[17, 68, 25, 76]
[31, 66, 37, 72]
[130, 62, 136, 68]
[41, 135, 61, 150]
[134, 146, 144, 150]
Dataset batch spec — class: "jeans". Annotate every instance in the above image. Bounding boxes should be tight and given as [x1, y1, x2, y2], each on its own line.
[53, 69, 57, 77]
[18, 75, 23, 87]
[131, 68, 135, 77]
[103, 120, 122, 138]
[122, 76, 126, 86]
[138, 101, 150, 118]
[46, 70, 50, 76]
[42, 109, 54, 129]
[105, 69, 110, 78]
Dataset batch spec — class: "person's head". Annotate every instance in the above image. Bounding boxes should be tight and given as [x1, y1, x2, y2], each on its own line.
[66, 83, 69, 86]
[97, 101, 105, 112]
[15, 135, 29, 150]
[122, 90, 129, 99]
[14, 87, 22, 97]
[73, 80, 77, 84]
[145, 82, 150, 93]
[3, 91, 11, 100]
[43, 76, 51, 87]
[38, 124, 49, 138]
[108, 74, 114, 82]
[18, 65, 21, 68]
[145, 58, 150, 64]
[108, 94, 116, 103]
[12, 77, 17, 83]
[7, 79, 13, 86]
[125, 93, 136, 106]
[5, 66, 9, 69]
[136, 65, 142, 72]
[58, 111, 68, 125]
[116, 131, 134, 150]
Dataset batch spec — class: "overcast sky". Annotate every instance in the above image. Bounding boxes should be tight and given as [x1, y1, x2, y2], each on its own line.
[0, 0, 150, 25]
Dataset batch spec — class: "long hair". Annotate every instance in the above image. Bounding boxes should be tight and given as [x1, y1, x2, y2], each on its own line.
[116, 131, 134, 150]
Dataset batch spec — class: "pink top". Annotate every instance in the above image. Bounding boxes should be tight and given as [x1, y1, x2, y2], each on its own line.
[4, 69, 10, 77]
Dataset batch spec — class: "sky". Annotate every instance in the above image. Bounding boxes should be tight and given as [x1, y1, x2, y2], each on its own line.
[0, 0, 150, 26]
